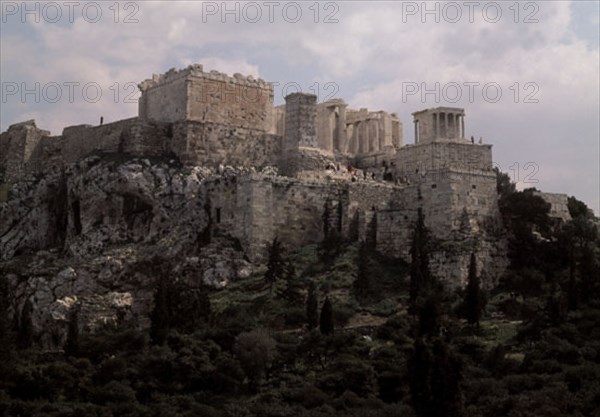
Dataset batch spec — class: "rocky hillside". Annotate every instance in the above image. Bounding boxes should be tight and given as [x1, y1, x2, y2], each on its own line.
[0, 154, 253, 348]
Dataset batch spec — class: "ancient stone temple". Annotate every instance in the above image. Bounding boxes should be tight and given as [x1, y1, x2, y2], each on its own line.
[1, 63, 569, 286]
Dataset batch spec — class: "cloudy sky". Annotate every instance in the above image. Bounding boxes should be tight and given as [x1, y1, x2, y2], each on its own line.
[1, 1, 599, 213]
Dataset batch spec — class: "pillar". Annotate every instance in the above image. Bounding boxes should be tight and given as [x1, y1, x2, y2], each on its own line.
[337, 104, 347, 152]
[414, 120, 419, 144]
[283, 93, 317, 150]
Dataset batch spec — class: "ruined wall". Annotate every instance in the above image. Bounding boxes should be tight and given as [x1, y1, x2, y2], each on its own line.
[396, 141, 492, 182]
[139, 64, 274, 131]
[375, 168, 505, 286]
[61, 118, 139, 163]
[205, 173, 402, 261]
[269, 105, 286, 136]
[376, 170, 500, 247]
[533, 191, 572, 222]
[172, 121, 282, 168]
[186, 72, 273, 130]
[138, 71, 188, 123]
[280, 93, 318, 176]
[0, 120, 50, 181]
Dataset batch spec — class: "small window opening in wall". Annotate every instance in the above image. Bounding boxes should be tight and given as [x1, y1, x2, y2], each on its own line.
[472, 185, 477, 189]
[215, 207, 221, 223]
[431, 184, 437, 189]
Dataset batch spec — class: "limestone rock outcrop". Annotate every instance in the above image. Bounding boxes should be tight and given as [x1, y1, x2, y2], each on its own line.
[0, 155, 255, 348]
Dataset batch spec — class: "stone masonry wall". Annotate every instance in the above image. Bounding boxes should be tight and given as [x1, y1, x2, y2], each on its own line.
[187, 74, 273, 131]
[396, 141, 493, 182]
[61, 118, 139, 163]
[171, 121, 282, 168]
[205, 174, 402, 261]
[533, 191, 572, 222]
[375, 168, 506, 286]
[139, 73, 188, 123]
[0, 121, 50, 181]
[139, 65, 274, 131]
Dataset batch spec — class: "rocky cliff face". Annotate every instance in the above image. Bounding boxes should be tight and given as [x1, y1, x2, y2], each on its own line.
[0, 154, 252, 348]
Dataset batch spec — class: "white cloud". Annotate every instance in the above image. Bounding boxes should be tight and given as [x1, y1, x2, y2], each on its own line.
[1, 0, 597, 214]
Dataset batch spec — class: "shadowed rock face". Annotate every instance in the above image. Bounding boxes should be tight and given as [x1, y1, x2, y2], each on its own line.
[0, 154, 253, 348]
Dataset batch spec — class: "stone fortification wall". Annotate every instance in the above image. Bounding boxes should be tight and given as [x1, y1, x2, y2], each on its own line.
[205, 173, 403, 261]
[0, 120, 50, 181]
[396, 141, 492, 182]
[61, 118, 139, 163]
[352, 148, 397, 169]
[375, 168, 505, 286]
[138, 69, 188, 123]
[172, 121, 282, 168]
[139, 64, 274, 132]
[269, 105, 286, 135]
[532, 191, 572, 222]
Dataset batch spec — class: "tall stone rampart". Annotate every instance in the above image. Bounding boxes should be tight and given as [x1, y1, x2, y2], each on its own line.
[139, 64, 274, 132]
[0, 120, 50, 181]
[396, 141, 493, 182]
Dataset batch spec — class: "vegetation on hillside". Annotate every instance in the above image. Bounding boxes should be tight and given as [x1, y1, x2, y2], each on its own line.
[0, 171, 598, 417]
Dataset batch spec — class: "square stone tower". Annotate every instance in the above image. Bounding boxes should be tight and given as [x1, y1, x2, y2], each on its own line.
[138, 64, 274, 132]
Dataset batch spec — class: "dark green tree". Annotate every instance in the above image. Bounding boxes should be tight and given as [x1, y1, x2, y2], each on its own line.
[410, 208, 433, 313]
[306, 281, 319, 330]
[234, 329, 278, 393]
[410, 337, 464, 417]
[278, 261, 304, 305]
[579, 243, 600, 305]
[353, 241, 371, 303]
[410, 337, 433, 417]
[418, 294, 442, 337]
[319, 199, 345, 262]
[567, 196, 592, 219]
[462, 253, 485, 326]
[150, 276, 170, 345]
[17, 298, 34, 349]
[171, 283, 211, 333]
[0, 273, 13, 360]
[319, 297, 334, 335]
[322, 198, 331, 238]
[494, 167, 516, 201]
[265, 237, 285, 293]
[430, 339, 465, 417]
[65, 308, 80, 357]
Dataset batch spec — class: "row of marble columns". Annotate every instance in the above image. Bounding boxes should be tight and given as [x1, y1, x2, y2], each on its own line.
[414, 112, 465, 143]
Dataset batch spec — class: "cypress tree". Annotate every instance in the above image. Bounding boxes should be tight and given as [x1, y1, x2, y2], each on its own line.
[0, 273, 13, 360]
[463, 253, 484, 326]
[353, 242, 371, 303]
[410, 337, 433, 417]
[306, 281, 319, 330]
[171, 283, 211, 333]
[430, 339, 465, 417]
[17, 298, 34, 349]
[410, 208, 433, 313]
[65, 308, 80, 357]
[319, 297, 334, 335]
[265, 237, 285, 293]
[150, 276, 170, 345]
[278, 261, 304, 305]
